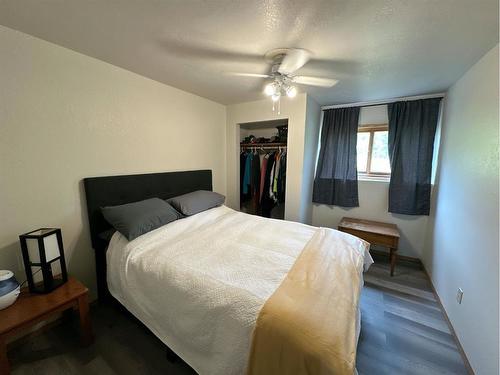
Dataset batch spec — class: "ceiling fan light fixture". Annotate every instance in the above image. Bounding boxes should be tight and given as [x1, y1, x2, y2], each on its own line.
[229, 48, 338, 114]
[286, 85, 297, 98]
[264, 82, 277, 96]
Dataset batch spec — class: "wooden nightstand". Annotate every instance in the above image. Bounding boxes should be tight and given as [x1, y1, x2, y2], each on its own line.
[338, 217, 400, 276]
[0, 277, 93, 374]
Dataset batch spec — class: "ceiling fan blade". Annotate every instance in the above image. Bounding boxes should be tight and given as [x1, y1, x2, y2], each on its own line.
[293, 76, 339, 87]
[277, 49, 311, 74]
[226, 72, 271, 78]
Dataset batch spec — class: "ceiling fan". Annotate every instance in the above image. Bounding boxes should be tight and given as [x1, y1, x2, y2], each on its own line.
[230, 48, 339, 112]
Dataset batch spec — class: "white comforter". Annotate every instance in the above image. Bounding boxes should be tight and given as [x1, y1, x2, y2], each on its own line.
[107, 205, 373, 375]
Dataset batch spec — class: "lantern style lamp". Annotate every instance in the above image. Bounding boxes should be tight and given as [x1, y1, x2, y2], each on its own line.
[19, 228, 68, 293]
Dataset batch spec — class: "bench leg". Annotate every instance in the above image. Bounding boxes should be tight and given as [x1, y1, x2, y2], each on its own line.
[390, 248, 397, 277]
[78, 293, 94, 347]
[0, 336, 9, 375]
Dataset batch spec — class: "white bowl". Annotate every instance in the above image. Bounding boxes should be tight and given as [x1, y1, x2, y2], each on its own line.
[0, 269, 14, 281]
[0, 270, 21, 310]
[0, 286, 20, 310]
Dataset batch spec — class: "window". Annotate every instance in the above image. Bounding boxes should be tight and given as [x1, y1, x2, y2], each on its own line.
[357, 124, 391, 178]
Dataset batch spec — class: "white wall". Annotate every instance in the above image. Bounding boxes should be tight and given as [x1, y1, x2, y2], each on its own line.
[311, 105, 430, 258]
[423, 45, 499, 375]
[358, 104, 388, 126]
[0, 26, 226, 299]
[226, 94, 309, 222]
[301, 96, 321, 223]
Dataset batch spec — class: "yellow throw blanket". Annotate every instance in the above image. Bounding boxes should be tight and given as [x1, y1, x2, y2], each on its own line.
[247, 228, 370, 375]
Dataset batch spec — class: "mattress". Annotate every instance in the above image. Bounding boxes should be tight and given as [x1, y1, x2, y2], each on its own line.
[107, 205, 372, 374]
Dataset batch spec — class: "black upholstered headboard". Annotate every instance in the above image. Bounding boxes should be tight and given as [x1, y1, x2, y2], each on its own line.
[83, 169, 212, 301]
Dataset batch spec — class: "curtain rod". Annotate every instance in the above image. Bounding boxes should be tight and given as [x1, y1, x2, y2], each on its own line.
[321, 92, 446, 110]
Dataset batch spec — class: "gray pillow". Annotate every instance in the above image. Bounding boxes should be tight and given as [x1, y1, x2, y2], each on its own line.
[101, 198, 181, 241]
[168, 190, 225, 216]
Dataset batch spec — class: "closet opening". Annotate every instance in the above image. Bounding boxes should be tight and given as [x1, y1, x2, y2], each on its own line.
[239, 119, 288, 220]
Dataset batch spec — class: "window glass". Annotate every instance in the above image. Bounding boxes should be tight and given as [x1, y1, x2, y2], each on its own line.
[356, 132, 370, 173]
[370, 131, 391, 173]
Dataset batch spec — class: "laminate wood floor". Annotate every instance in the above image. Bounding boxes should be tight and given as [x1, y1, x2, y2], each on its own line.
[357, 262, 469, 375]
[8, 260, 469, 375]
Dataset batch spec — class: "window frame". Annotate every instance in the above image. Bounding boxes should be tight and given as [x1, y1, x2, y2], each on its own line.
[357, 124, 391, 179]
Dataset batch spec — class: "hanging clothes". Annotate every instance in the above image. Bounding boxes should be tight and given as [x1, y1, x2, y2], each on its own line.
[277, 151, 287, 203]
[242, 152, 253, 195]
[272, 152, 281, 201]
[251, 150, 260, 194]
[259, 154, 269, 204]
[261, 152, 277, 218]
[240, 146, 287, 218]
[251, 150, 261, 209]
[268, 156, 275, 201]
[240, 151, 247, 201]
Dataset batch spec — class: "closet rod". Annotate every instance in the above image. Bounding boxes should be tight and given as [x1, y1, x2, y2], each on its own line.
[240, 143, 287, 148]
[240, 147, 287, 150]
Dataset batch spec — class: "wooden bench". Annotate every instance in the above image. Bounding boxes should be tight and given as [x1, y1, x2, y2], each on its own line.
[0, 277, 93, 374]
[338, 217, 400, 276]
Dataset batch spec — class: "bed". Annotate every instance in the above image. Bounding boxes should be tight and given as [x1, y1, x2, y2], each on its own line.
[84, 170, 373, 375]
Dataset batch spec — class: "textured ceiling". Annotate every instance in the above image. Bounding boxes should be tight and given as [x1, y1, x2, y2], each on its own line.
[0, 0, 498, 105]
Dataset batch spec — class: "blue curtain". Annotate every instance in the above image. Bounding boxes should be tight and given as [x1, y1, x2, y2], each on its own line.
[313, 107, 360, 207]
[388, 98, 442, 215]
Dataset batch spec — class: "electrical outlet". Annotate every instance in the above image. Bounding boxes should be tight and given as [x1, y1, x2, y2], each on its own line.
[456, 288, 464, 304]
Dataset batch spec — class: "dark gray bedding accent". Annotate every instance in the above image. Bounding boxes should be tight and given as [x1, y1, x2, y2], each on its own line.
[168, 190, 225, 216]
[101, 198, 181, 241]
